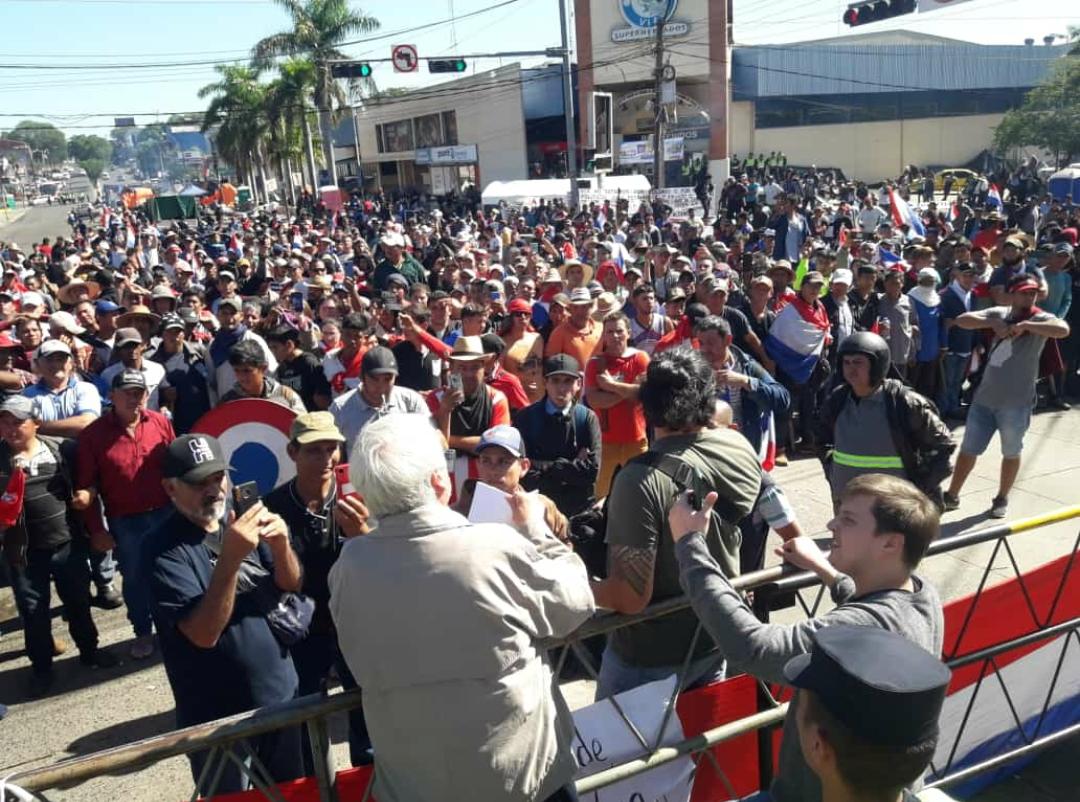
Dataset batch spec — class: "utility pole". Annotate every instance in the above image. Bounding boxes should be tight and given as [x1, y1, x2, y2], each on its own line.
[558, 0, 579, 209]
[652, 13, 666, 190]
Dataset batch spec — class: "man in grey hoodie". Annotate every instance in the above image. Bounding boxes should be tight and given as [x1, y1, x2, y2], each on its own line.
[668, 472, 944, 802]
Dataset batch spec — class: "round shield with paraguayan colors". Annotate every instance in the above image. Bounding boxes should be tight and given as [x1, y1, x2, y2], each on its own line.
[191, 399, 297, 496]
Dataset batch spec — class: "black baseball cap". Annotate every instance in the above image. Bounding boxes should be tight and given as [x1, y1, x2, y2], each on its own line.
[162, 434, 228, 484]
[543, 353, 581, 378]
[111, 369, 147, 391]
[361, 346, 398, 376]
[783, 625, 951, 748]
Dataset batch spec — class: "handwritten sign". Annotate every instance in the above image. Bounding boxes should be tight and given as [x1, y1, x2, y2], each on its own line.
[570, 677, 693, 802]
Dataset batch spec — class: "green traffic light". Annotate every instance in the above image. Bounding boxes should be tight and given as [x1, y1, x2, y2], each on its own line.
[454, 59, 466, 72]
[359, 63, 372, 77]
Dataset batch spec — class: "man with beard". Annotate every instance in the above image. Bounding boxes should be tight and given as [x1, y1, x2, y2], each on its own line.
[147, 434, 304, 794]
[988, 234, 1045, 306]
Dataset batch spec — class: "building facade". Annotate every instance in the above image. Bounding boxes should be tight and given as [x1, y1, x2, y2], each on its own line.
[355, 64, 536, 195]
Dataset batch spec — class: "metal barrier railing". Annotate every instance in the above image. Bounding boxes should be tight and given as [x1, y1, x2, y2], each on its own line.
[6, 504, 1080, 801]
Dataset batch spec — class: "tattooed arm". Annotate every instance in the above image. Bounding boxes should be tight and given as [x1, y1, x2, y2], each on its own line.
[590, 544, 656, 613]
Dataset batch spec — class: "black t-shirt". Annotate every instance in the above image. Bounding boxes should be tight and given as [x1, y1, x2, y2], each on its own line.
[149, 345, 211, 434]
[147, 509, 298, 727]
[392, 340, 439, 392]
[263, 481, 338, 637]
[18, 441, 72, 550]
[721, 306, 754, 352]
[275, 351, 331, 410]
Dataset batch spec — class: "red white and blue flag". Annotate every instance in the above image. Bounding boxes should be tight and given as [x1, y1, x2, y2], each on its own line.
[987, 184, 1003, 210]
[888, 186, 926, 237]
[763, 297, 830, 384]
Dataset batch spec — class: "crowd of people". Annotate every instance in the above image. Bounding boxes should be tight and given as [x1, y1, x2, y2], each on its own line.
[0, 163, 1075, 801]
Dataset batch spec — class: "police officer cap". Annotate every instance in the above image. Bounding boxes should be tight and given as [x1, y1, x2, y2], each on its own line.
[784, 625, 951, 748]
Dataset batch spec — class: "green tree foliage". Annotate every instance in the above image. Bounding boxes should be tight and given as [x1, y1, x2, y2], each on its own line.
[3, 120, 66, 162]
[199, 65, 268, 187]
[68, 134, 113, 164]
[80, 158, 106, 183]
[994, 45, 1080, 165]
[251, 0, 379, 184]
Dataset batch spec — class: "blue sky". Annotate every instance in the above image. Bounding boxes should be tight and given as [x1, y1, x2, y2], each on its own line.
[0, 0, 1075, 136]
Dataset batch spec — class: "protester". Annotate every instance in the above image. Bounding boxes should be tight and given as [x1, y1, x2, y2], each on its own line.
[944, 274, 1071, 517]
[220, 340, 307, 413]
[584, 312, 650, 498]
[329, 416, 594, 802]
[514, 354, 602, 518]
[0, 395, 117, 697]
[74, 369, 175, 659]
[148, 434, 304, 794]
[329, 345, 428, 455]
[263, 413, 371, 771]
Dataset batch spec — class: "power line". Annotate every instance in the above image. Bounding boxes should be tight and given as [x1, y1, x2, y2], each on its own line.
[0, 0, 526, 71]
[0, 46, 657, 132]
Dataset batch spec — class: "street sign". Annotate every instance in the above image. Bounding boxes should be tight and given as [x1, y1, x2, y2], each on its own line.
[114, 117, 136, 128]
[392, 44, 418, 73]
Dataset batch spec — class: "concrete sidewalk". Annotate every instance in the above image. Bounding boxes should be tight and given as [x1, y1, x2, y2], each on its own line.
[1, 405, 1078, 800]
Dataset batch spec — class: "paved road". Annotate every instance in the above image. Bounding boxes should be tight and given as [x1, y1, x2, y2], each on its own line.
[1, 391, 1079, 799]
[0, 204, 75, 249]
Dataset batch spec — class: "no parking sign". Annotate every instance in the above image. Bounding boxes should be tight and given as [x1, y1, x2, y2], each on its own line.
[191, 399, 297, 496]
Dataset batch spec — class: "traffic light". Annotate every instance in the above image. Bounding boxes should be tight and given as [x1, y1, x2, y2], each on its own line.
[331, 62, 373, 78]
[428, 59, 467, 74]
[843, 0, 915, 26]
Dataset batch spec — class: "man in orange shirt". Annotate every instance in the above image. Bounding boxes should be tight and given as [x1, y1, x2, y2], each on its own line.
[545, 288, 601, 368]
[585, 312, 650, 498]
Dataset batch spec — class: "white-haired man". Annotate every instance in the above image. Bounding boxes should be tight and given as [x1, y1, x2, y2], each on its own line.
[329, 415, 595, 802]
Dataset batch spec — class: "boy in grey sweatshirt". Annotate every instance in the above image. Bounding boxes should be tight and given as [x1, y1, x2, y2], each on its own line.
[669, 473, 945, 802]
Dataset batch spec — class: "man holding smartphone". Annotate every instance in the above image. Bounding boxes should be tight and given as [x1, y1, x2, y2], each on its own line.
[265, 413, 372, 771]
[148, 434, 304, 795]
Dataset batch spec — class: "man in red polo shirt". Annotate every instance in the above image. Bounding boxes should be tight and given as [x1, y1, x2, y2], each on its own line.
[73, 369, 176, 660]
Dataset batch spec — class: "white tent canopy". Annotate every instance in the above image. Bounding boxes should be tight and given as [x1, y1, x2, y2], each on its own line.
[178, 184, 207, 196]
[481, 175, 652, 206]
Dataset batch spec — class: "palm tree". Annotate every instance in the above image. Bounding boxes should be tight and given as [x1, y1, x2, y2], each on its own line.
[252, 0, 379, 187]
[199, 65, 269, 203]
[265, 58, 320, 197]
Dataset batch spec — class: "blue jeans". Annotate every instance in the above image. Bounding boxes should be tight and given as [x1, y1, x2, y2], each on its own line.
[89, 548, 115, 589]
[938, 352, 969, 417]
[110, 506, 171, 637]
[595, 643, 726, 701]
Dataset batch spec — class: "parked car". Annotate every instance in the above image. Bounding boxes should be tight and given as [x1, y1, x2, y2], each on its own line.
[933, 168, 978, 193]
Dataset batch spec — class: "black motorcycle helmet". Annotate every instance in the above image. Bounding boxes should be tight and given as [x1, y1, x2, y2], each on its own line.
[837, 331, 891, 386]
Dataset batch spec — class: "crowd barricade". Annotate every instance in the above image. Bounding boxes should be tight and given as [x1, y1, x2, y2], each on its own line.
[5, 506, 1080, 802]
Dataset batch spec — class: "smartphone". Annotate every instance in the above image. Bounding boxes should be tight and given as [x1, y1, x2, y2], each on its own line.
[448, 372, 463, 393]
[232, 481, 260, 517]
[334, 464, 360, 501]
[291, 293, 304, 313]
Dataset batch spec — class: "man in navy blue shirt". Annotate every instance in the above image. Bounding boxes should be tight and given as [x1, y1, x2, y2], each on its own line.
[938, 264, 976, 419]
[148, 434, 304, 794]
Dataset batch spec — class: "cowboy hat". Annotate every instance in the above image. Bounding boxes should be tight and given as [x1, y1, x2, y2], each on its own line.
[559, 259, 594, 286]
[115, 304, 162, 328]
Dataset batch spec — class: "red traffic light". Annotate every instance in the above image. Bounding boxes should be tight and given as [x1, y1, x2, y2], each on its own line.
[843, 0, 914, 26]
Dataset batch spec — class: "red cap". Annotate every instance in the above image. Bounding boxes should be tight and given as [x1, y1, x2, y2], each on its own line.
[508, 298, 532, 315]
[1062, 228, 1078, 246]
[0, 332, 18, 349]
[1009, 276, 1040, 294]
